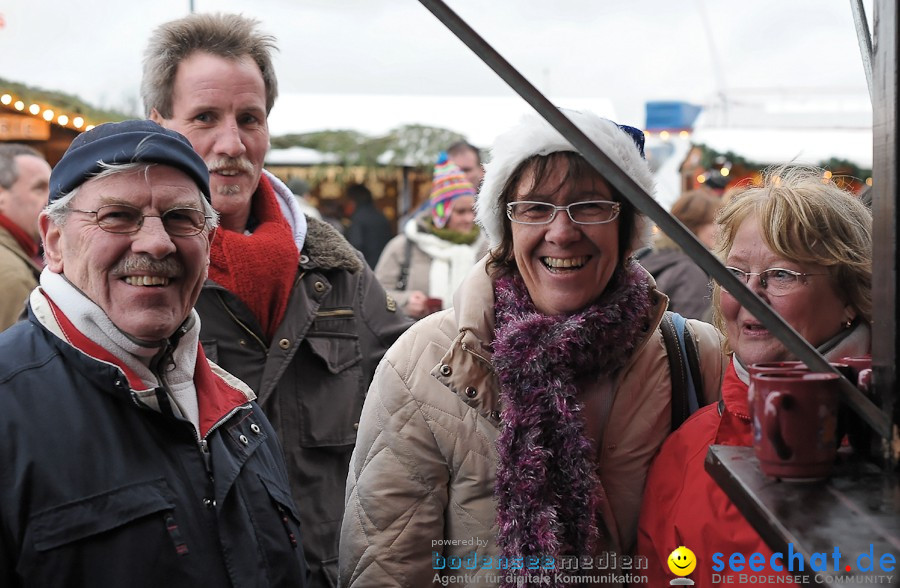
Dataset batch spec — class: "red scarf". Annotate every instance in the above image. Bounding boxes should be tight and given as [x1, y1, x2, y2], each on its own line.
[208, 176, 299, 341]
[0, 213, 39, 260]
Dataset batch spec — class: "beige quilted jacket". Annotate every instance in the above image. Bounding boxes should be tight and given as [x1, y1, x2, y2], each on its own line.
[339, 258, 725, 587]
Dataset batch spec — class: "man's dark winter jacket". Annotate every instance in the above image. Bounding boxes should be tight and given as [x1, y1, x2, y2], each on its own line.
[0, 308, 308, 588]
[195, 216, 412, 588]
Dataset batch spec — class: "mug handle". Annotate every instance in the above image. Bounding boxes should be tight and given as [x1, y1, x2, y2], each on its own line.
[858, 368, 872, 393]
[764, 391, 793, 460]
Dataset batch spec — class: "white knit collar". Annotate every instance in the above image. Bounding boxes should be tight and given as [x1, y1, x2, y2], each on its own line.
[37, 267, 201, 394]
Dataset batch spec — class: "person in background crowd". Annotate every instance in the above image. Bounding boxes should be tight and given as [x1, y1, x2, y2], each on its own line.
[374, 154, 486, 319]
[447, 139, 484, 191]
[345, 183, 393, 268]
[0, 143, 50, 330]
[340, 109, 726, 587]
[638, 190, 723, 320]
[395, 139, 485, 231]
[637, 166, 872, 587]
[0, 120, 307, 587]
[142, 14, 412, 587]
[287, 177, 322, 220]
[318, 198, 346, 234]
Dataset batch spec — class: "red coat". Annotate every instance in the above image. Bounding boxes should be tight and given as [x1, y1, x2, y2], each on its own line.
[635, 359, 794, 586]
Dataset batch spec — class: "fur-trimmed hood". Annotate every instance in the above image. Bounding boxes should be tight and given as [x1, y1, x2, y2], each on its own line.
[476, 108, 657, 256]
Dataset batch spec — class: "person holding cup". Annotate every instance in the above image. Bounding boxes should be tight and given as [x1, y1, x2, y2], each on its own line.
[374, 154, 487, 319]
[636, 165, 872, 586]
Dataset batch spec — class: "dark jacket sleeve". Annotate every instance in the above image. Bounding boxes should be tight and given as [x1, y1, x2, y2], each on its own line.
[655, 261, 713, 320]
[355, 263, 414, 384]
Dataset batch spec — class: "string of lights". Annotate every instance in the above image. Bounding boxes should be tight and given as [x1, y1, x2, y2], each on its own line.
[0, 91, 94, 132]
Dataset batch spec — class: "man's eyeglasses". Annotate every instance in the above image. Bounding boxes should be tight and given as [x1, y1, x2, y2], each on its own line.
[69, 204, 210, 237]
[721, 266, 827, 297]
[506, 200, 621, 225]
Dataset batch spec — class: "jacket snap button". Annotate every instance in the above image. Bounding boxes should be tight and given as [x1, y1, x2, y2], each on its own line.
[465, 386, 477, 398]
[300, 254, 310, 265]
[490, 410, 501, 420]
[203, 497, 216, 508]
[239, 434, 249, 445]
[314, 281, 326, 292]
[239, 339, 247, 346]
[439, 364, 452, 376]
[250, 423, 261, 434]
[353, 422, 359, 431]
[279, 338, 291, 350]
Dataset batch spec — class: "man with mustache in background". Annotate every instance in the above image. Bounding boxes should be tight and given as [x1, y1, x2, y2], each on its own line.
[142, 13, 413, 587]
[0, 120, 308, 587]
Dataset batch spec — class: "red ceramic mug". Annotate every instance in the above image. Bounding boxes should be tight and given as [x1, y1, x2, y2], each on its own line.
[747, 361, 808, 419]
[839, 355, 872, 381]
[751, 372, 841, 481]
[425, 297, 443, 315]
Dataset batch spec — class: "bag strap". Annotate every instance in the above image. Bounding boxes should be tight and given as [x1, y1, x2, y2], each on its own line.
[661, 311, 704, 431]
[682, 318, 705, 408]
[395, 238, 414, 291]
[660, 311, 690, 430]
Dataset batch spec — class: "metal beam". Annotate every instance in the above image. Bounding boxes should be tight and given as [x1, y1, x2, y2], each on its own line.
[419, 0, 890, 438]
[871, 1, 899, 465]
[850, 0, 875, 104]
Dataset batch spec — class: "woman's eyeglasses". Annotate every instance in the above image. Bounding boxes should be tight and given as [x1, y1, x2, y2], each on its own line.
[721, 266, 827, 297]
[69, 204, 211, 237]
[506, 200, 621, 225]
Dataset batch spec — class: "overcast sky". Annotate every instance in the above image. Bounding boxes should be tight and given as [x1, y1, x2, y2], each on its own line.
[1, 1, 874, 143]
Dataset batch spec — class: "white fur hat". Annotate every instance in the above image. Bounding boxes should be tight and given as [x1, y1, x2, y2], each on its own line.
[475, 108, 656, 255]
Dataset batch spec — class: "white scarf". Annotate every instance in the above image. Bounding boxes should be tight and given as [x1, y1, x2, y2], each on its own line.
[35, 268, 202, 431]
[262, 169, 308, 252]
[404, 217, 479, 306]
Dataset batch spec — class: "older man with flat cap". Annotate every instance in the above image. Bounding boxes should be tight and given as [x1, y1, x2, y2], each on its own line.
[0, 120, 308, 588]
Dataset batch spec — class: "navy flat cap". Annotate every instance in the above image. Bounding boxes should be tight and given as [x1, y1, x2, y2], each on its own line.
[49, 120, 210, 203]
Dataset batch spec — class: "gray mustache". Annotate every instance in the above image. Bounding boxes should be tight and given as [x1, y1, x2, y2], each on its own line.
[207, 157, 254, 174]
[114, 256, 184, 277]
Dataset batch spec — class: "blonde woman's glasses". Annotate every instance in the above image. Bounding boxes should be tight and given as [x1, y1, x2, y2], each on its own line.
[721, 266, 827, 297]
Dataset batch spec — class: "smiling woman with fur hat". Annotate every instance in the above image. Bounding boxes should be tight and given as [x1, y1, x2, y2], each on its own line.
[340, 109, 726, 588]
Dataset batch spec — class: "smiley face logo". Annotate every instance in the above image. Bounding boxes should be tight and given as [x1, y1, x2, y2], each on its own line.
[667, 546, 697, 576]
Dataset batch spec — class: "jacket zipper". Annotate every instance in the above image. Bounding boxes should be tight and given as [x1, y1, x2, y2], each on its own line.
[215, 290, 268, 353]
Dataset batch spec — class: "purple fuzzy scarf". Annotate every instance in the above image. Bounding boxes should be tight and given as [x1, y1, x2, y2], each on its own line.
[492, 262, 653, 586]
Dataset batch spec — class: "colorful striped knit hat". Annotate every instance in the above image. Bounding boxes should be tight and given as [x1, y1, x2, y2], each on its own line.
[429, 152, 476, 229]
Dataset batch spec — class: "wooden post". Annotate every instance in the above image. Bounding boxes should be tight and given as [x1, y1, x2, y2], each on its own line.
[871, 1, 899, 467]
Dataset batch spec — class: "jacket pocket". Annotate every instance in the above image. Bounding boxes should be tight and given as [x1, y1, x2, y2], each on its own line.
[255, 474, 308, 583]
[259, 473, 303, 525]
[298, 312, 364, 447]
[30, 478, 176, 552]
[306, 310, 361, 374]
